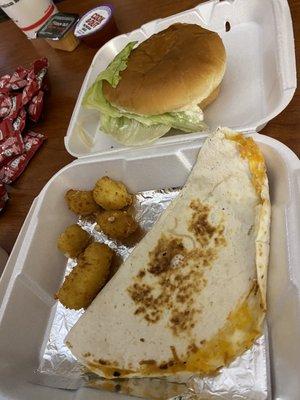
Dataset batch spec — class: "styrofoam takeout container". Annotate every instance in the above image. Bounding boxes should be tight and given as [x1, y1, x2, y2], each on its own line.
[0, 0, 299, 399]
[64, 0, 296, 158]
[0, 134, 300, 400]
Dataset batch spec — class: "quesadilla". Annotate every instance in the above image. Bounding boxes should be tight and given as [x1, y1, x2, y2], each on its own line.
[65, 127, 270, 378]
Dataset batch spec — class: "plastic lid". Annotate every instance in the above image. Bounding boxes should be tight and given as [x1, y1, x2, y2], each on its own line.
[74, 5, 114, 38]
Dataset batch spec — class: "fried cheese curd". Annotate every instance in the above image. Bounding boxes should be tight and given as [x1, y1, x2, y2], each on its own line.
[65, 189, 99, 216]
[93, 176, 133, 210]
[57, 224, 90, 258]
[95, 210, 138, 240]
[56, 243, 114, 310]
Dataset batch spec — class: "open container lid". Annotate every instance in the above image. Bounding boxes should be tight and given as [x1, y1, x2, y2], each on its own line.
[65, 0, 296, 159]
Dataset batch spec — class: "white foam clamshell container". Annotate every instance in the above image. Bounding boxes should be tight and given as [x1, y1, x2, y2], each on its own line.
[0, 0, 299, 399]
[65, 0, 296, 158]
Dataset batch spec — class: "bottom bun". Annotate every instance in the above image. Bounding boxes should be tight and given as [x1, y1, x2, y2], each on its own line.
[199, 85, 220, 109]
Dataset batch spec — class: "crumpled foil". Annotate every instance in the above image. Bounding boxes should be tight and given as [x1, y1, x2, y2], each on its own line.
[35, 188, 269, 399]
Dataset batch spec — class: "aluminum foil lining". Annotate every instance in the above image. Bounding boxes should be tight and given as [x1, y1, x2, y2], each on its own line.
[35, 188, 269, 399]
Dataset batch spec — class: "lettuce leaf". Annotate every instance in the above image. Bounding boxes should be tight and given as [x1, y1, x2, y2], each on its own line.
[82, 42, 206, 145]
[82, 42, 137, 118]
[145, 109, 206, 132]
[99, 114, 170, 146]
[95, 41, 137, 88]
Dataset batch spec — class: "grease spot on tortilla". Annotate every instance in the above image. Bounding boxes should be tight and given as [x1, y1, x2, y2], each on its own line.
[170, 345, 180, 362]
[147, 237, 186, 275]
[139, 359, 156, 365]
[188, 343, 198, 353]
[137, 269, 145, 278]
[189, 200, 226, 247]
[97, 359, 108, 365]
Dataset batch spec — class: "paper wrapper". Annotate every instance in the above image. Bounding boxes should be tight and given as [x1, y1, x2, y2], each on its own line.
[35, 188, 270, 399]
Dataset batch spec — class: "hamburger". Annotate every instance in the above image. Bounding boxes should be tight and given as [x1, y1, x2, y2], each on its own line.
[83, 23, 226, 146]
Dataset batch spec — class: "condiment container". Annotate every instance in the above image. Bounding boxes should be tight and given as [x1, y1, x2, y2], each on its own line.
[74, 4, 118, 49]
[37, 12, 79, 52]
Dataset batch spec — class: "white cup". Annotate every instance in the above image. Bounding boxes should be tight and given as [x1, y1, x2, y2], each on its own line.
[0, 0, 57, 39]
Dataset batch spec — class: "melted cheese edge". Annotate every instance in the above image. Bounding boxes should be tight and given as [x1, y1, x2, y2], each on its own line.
[84, 285, 263, 378]
[227, 133, 266, 199]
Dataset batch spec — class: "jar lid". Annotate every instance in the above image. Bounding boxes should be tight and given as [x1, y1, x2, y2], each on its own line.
[37, 12, 79, 40]
[74, 5, 114, 38]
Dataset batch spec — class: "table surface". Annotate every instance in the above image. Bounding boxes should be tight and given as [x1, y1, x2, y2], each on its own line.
[0, 0, 299, 254]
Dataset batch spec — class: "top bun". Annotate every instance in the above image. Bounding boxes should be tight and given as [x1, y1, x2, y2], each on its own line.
[103, 23, 226, 115]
